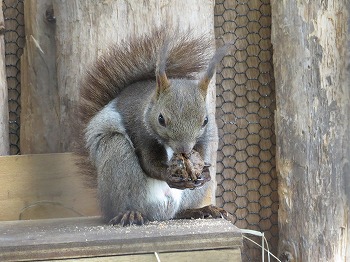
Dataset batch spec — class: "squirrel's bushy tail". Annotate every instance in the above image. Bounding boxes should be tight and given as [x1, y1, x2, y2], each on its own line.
[79, 28, 213, 126]
[76, 28, 213, 186]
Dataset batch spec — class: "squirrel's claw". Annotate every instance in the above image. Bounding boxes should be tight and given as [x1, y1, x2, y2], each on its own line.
[109, 210, 148, 226]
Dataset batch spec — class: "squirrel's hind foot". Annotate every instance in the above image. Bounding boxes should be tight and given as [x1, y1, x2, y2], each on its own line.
[109, 211, 148, 226]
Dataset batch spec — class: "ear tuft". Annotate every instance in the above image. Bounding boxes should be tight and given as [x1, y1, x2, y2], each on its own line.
[155, 71, 170, 98]
[155, 40, 171, 98]
[198, 44, 232, 97]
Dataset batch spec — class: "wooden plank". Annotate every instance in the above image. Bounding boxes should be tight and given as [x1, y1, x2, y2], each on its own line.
[0, 0, 9, 156]
[0, 217, 242, 261]
[0, 153, 99, 221]
[51, 249, 241, 262]
[271, 0, 349, 261]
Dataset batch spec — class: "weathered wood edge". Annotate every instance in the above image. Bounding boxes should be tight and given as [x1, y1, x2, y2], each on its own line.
[58, 249, 242, 262]
[0, 217, 242, 261]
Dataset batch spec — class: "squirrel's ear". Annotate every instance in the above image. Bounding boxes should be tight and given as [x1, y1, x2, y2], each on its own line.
[198, 44, 231, 98]
[155, 71, 170, 98]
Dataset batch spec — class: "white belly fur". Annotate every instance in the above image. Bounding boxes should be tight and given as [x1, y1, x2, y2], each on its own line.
[146, 178, 183, 208]
[146, 145, 182, 209]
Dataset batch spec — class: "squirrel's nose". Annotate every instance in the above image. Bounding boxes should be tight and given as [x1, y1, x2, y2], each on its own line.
[176, 144, 193, 155]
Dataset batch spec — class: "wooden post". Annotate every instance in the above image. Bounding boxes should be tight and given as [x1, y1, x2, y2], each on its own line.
[271, 0, 350, 261]
[0, 2, 9, 156]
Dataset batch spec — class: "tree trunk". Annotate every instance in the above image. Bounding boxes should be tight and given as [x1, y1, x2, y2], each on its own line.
[0, 1, 9, 156]
[271, 0, 350, 261]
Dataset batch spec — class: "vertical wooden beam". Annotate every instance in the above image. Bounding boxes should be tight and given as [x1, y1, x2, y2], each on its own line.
[271, 0, 349, 261]
[20, 0, 58, 154]
[0, 1, 9, 156]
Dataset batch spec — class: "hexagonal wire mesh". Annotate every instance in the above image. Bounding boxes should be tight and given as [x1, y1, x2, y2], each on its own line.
[214, 0, 278, 261]
[3, 0, 24, 155]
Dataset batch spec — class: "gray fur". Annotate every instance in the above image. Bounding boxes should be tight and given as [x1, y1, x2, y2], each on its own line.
[80, 29, 224, 223]
[85, 98, 212, 222]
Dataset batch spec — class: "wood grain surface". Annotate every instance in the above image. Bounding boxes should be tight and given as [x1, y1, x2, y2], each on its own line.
[0, 153, 99, 221]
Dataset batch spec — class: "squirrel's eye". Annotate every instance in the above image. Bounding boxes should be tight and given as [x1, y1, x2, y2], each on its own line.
[202, 116, 209, 127]
[158, 114, 166, 127]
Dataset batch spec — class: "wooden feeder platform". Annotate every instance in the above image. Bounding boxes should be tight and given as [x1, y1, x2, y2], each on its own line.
[0, 217, 242, 261]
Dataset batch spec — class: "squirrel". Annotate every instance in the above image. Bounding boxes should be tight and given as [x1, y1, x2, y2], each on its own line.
[77, 28, 229, 226]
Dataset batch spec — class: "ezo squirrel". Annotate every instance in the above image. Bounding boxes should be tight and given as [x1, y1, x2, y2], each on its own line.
[77, 28, 229, 226]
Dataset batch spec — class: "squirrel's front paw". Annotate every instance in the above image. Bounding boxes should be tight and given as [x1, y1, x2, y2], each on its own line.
[166, 150, 211, 189]
[109, 211, 148, 226]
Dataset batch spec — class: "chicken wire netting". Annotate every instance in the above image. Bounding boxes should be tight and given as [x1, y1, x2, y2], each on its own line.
[3, 0, 24, 155]
[214, 0, 278, 261]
